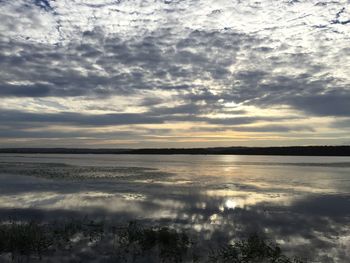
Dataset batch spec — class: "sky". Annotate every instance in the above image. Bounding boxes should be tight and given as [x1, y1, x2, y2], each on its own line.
[0, 0, 349, 148]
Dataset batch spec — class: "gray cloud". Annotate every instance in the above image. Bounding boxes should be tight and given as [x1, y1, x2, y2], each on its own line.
[331, 118, 350, 129]
[288, 92, 350, 117]
[0, 109, 295, 128]
[0, 29, 242, 98]
[0, 110, 164, 126]
[0, 128, 144, 140]
[232, 125, 314, 133]
[0, 24, 348, 117]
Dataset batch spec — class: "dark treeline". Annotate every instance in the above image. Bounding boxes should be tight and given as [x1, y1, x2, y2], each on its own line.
[0, 146, 350, 156]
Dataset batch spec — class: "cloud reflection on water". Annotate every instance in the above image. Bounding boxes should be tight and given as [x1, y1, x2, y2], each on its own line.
[0, 155, 349, 262]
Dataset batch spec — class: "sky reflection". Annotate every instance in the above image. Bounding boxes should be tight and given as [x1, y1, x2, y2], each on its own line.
[0, 154, 349, 262]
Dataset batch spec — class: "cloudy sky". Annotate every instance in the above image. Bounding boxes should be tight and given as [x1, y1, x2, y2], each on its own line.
[0, 0, 349, 148]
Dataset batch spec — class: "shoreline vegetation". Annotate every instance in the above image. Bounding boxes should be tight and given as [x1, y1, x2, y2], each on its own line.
[0, 220, 305, 263]
[0, 145, 349, 156]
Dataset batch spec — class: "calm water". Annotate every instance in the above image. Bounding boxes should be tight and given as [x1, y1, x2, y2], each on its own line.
[0, 154, 350, 262]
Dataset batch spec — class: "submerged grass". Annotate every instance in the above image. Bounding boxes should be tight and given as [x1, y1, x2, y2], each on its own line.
[0, 220, 306, 263]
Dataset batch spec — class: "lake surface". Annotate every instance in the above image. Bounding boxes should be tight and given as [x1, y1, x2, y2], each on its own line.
[0, 154, 350, 262]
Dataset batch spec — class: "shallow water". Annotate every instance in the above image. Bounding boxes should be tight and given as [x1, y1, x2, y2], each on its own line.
[0, 154, 349, 262]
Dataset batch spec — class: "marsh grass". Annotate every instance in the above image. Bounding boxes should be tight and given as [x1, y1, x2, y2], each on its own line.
[113, 221, 192, 262]
[0, 220, 305, 263]
[208, 234, 305, 263]
[0, 221, 53, 261]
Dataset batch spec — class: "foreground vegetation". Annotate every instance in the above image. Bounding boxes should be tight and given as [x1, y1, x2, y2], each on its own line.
[0, 220, 305, 262]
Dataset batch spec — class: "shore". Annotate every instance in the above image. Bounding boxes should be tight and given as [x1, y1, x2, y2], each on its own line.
[1, 145, 350, 156]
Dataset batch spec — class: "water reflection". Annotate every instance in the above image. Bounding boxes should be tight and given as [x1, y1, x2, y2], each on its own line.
[0, 154, 350, 262]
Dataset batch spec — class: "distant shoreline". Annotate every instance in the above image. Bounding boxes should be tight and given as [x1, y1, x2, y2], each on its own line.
[0, 146, 350, 156]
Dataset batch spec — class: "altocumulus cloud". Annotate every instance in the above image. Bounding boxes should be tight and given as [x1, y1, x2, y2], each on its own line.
[0, 0, 349, 147]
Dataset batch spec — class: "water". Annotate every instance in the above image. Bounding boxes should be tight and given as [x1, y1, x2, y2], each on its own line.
[0, 154, 350, 262]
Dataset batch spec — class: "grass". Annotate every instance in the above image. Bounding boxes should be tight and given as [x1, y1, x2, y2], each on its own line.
[208, 234, 304, 263]
[0, 221, 52, 261]
[0, 220, 306, 262]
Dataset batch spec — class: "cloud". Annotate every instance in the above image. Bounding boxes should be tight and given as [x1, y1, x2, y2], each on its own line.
[0, 109, 297, 128]
[331, 118, 350, 129]
[33, 0, 54, 12]
[0, 110, 165, 126]
[0, 0, 349, 146]
[232, 125, 314, 133]
[288, 92, 350, 117]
